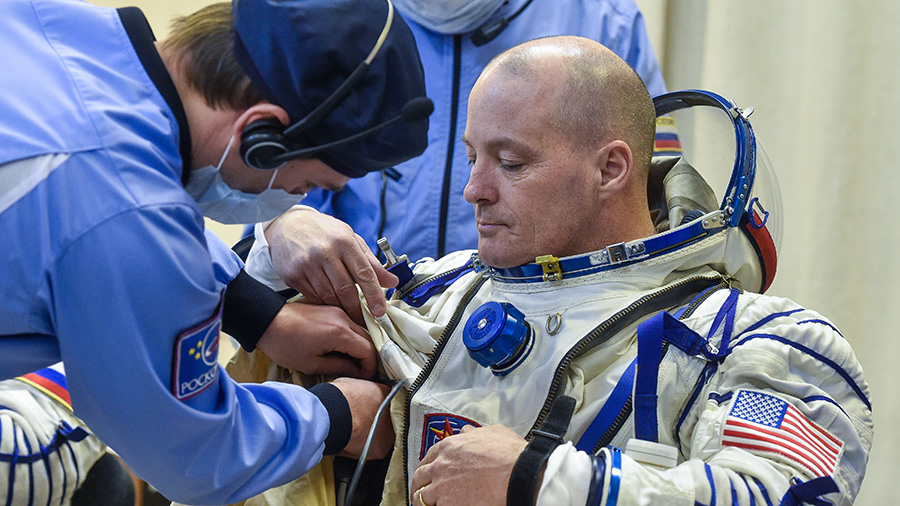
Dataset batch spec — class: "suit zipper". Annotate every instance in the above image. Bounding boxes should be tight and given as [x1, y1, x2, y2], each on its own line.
[527, 275, 729, 445]
[401, 275, 488, 495]
[589, 276, 734, 452]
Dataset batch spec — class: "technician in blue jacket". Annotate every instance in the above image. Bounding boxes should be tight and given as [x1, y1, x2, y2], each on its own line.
[0, 0, 429, 504]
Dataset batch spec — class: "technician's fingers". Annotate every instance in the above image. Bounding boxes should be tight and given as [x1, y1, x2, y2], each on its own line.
[321, 256, 368, 325]
[358, 234, 399, 311]
[305, 354, 367, 378]
[328, 323, 377, 379]
[300, 261, 345, 308]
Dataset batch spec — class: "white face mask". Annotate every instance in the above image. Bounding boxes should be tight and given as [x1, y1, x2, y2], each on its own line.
[393, 0, 506, 35]
[185, 136, 304, 224]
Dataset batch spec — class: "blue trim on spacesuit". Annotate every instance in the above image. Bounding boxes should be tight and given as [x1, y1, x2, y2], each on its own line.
[753, 477, 776, 506]
[745, 478, 757, 506]
[797, 319, 843, 338]
[802, 396, 848, 418]
[605, 448, 622, 506]
[777, 476, 839, 506]
[63, 437, 82, 506]
[24, 434, 34, 506]
[731, 333, 871, 411]
[704, 463, 717, 506]
[576, 358, 637, 453]
[736, 309, 805, 338]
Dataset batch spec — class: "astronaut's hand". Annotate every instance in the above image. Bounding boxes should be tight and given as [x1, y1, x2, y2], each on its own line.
[330, 377, 395, 460]
[257, 302, 376, 378]
[411, 424, 527, 506]
[264, 207, 398, 324]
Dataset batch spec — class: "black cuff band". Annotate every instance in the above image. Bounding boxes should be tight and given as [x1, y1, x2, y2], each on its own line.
[584, 454, 608, 506]
[309, 383, 353, 455]
[507, 395, 576, 506]
[222, 269, 287, 351]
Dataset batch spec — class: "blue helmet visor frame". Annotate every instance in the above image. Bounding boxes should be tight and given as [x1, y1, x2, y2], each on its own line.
[654, 89, 783, 291]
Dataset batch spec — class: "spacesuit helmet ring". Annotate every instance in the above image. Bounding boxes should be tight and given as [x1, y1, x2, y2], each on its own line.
[652, 90, 782, 292]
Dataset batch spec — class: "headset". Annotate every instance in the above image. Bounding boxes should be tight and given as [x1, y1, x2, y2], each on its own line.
[240, 0, 434, 171]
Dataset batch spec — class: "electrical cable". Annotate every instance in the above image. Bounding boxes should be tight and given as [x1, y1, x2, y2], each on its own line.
[343, 380, 405, 506]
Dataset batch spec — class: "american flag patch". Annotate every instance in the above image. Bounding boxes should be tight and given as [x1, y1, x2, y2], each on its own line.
[722, 390, 843, 477]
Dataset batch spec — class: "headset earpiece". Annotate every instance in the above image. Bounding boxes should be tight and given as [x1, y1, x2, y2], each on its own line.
[240, 118, 289, 170]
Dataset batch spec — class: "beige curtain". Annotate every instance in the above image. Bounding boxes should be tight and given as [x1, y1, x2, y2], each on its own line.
[93, 0, 896, 502]
[636, 0, 899, 503]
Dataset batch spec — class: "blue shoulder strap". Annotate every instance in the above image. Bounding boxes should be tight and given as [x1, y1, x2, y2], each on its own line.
[778, 476, 839, 506]
[575, 358, 637, 453]
[399, 259, 475, 307]
[634, 289, 739, 442]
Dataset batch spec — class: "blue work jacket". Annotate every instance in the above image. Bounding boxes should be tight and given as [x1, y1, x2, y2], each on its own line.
[0, 1, 331, 503]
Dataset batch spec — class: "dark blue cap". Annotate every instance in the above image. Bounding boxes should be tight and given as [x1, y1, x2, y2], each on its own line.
[232, 0, 428, 178]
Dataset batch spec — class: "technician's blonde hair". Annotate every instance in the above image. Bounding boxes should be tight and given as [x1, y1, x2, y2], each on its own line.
[159, 3, 266, 111]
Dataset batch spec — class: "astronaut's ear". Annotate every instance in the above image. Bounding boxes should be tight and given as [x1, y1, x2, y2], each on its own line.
[596, 139, 633, 190]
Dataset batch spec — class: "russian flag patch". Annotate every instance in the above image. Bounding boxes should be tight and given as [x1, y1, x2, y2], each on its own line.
[654, 116, 683, 156]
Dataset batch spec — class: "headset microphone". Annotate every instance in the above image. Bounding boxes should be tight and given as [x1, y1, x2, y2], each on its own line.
[264, 96, 434, 166]
[241, 0, 434, 171]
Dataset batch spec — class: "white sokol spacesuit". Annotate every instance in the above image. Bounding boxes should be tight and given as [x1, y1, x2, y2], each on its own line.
[0, 363, 107, 506]
[366, 221, 871, 506]
[240, 91, 873, 506]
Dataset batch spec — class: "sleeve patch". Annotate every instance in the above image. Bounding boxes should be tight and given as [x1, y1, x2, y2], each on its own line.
[721, 390, 844, 478]
[172, 301, 222, 400]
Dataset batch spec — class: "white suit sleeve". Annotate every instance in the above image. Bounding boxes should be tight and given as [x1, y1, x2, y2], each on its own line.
[538, 296, 872, 506]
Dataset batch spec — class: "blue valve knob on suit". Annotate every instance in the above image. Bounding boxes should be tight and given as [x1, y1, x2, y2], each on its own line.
[463, 301, 534, 376]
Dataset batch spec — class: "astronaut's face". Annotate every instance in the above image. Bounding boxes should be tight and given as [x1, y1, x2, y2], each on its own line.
[463, 66, 607, 268]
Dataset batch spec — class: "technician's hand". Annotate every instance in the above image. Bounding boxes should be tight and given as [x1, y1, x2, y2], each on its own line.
[265, 207, 398, 324]
[257, 302, 376, 378]
[330, 377, 395, 460]
[411, 424, 527, 506]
